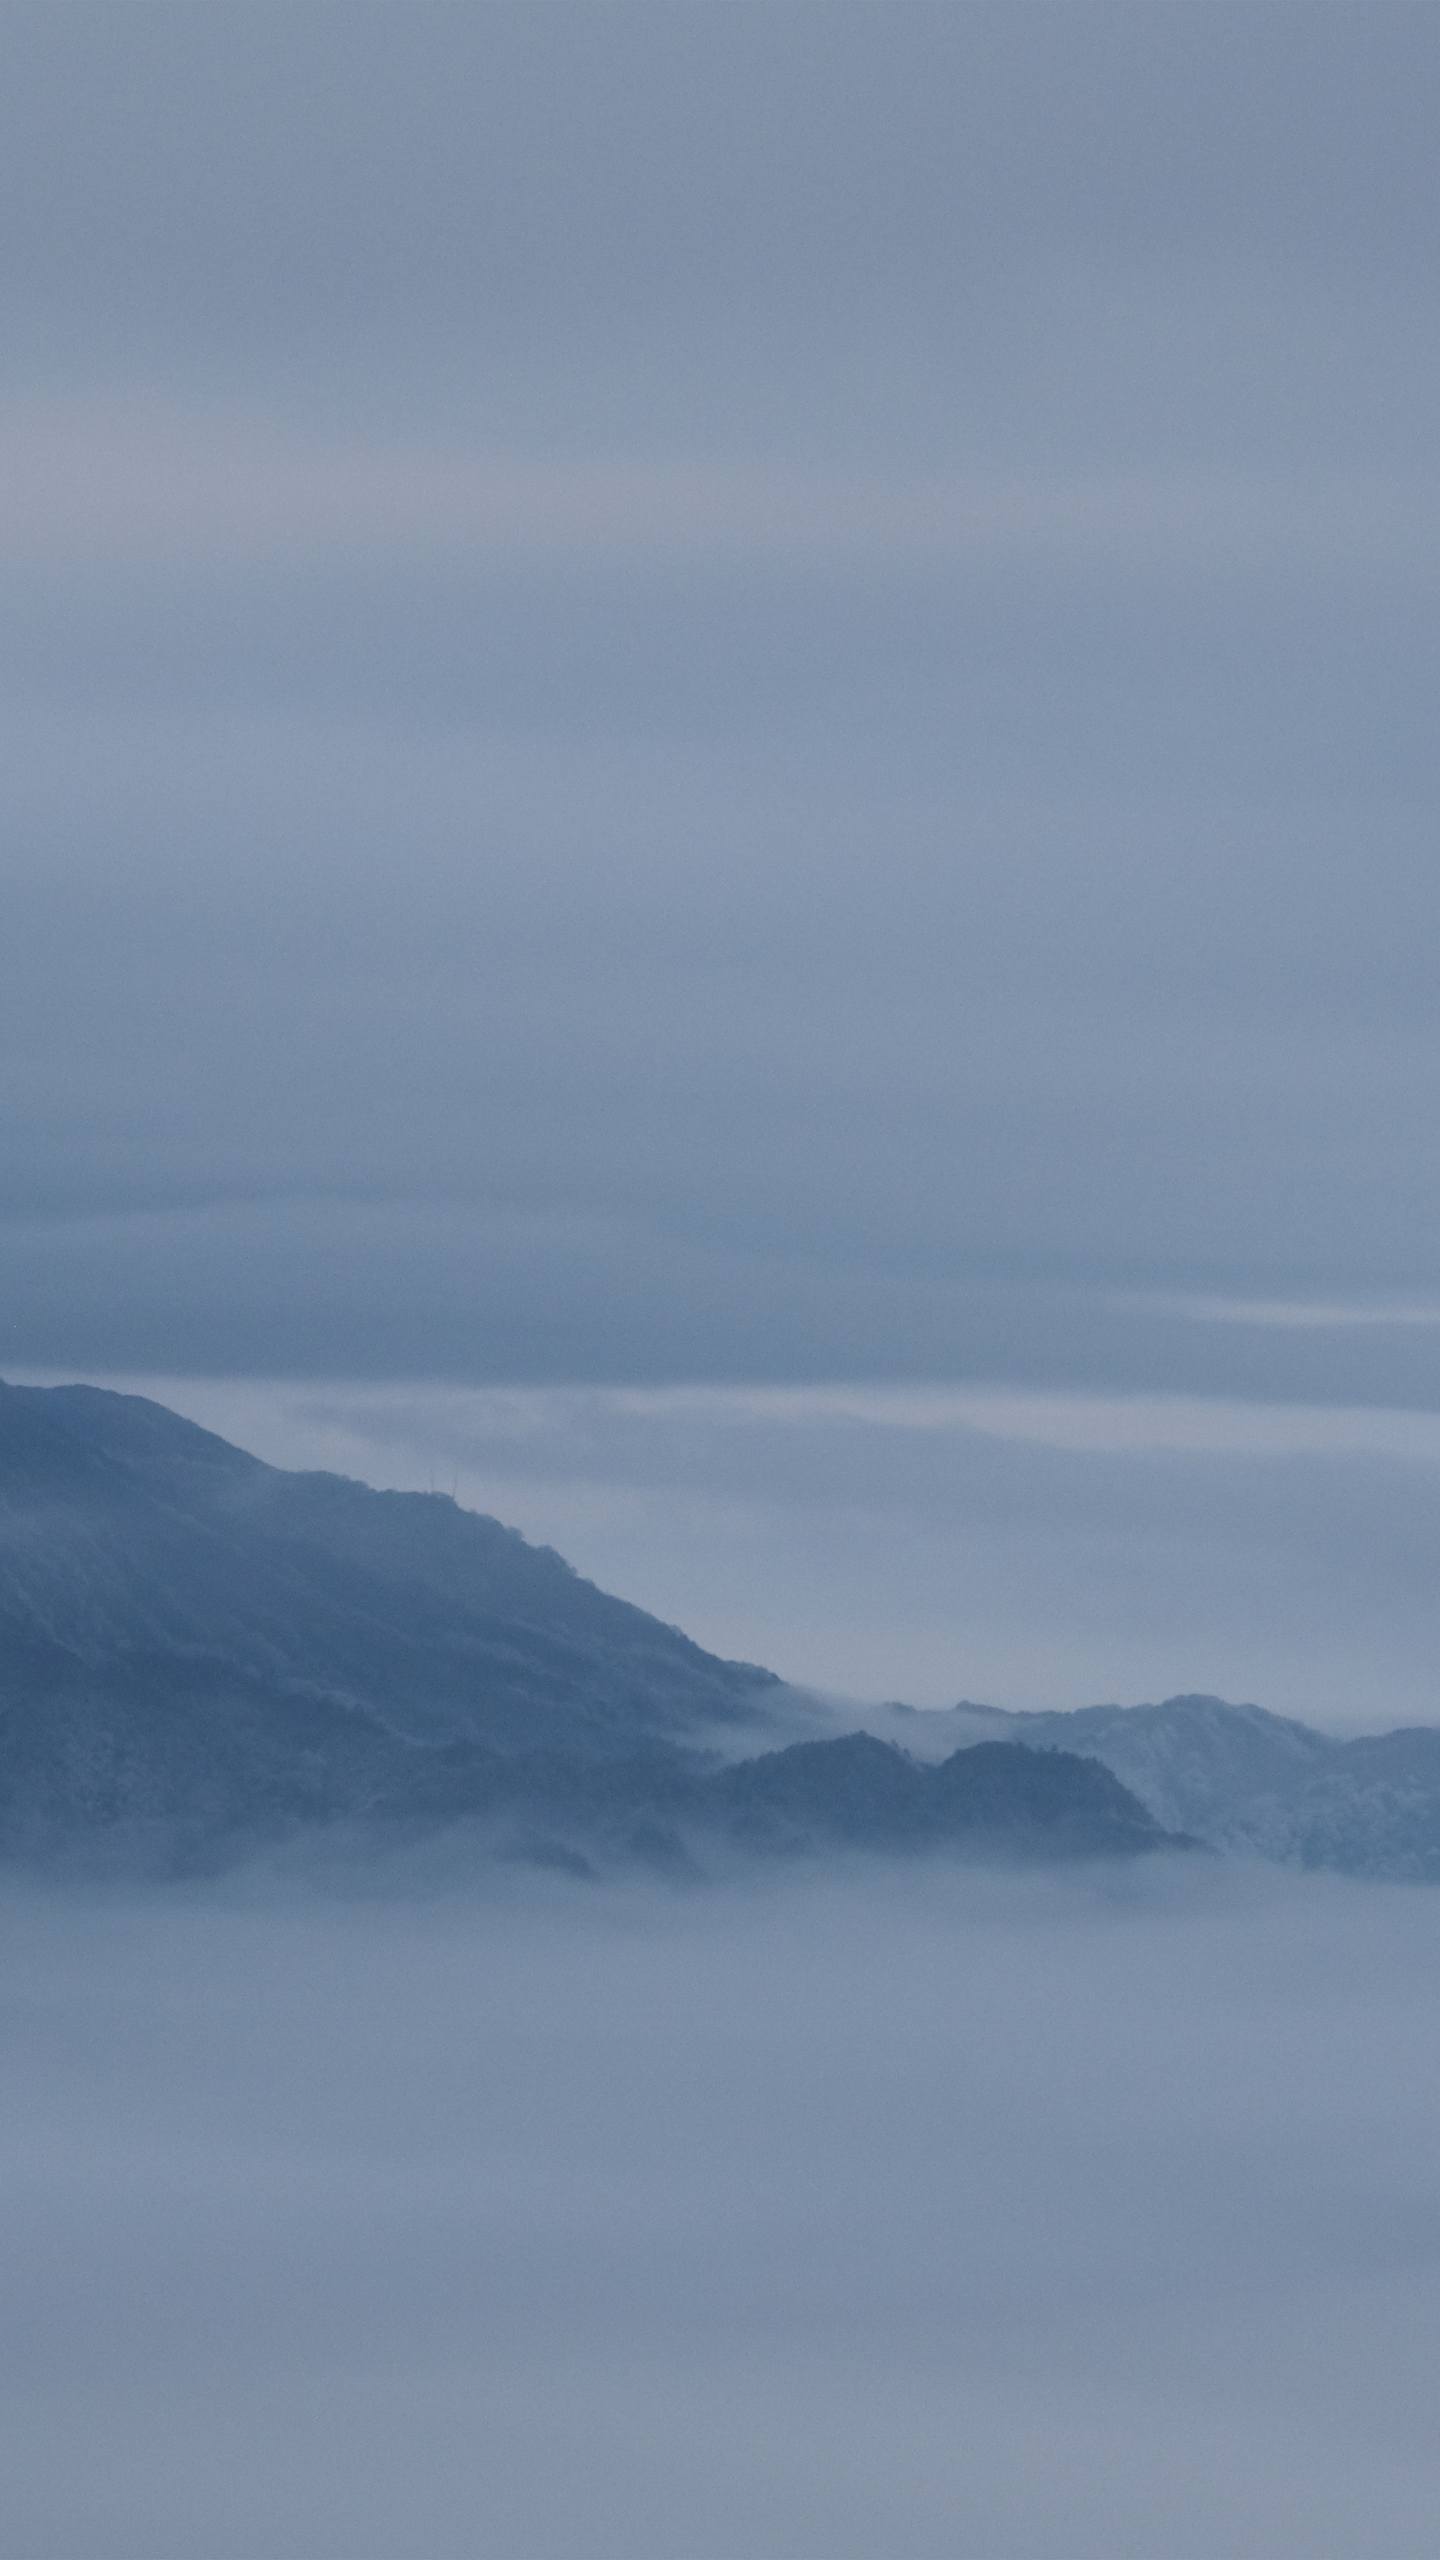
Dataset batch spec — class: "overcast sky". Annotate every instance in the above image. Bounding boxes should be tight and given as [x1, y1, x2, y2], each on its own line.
[8, 2, 1440, 1710]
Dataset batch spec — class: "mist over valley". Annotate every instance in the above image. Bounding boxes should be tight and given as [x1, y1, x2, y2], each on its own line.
[9, 1858, 1440, 2559]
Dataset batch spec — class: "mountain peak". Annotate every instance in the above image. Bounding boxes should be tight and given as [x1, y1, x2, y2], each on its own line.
[0, 1377, 267, 1492]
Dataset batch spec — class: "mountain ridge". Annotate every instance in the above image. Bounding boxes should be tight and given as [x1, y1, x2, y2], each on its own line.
[852, 1688, 1440, 1880]
[21, 1377, 1440, 1882]
[0, 1379, 1186, 1877]
[0, 1377, 779, 1757]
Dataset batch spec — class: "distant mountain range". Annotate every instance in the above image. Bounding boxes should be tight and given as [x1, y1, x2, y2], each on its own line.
[859, 1693, 1440, 1883]
[0, 1380, 1182, 1878]
[4, 1377, 1435, 1883]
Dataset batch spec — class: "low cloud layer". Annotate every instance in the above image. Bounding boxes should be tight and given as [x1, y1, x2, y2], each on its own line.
[6, 1864, 1440, 2559]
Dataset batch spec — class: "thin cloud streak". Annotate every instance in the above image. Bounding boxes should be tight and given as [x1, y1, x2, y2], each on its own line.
[1133, 1292, 1440, 1331]
[5, 399, 1436, 571]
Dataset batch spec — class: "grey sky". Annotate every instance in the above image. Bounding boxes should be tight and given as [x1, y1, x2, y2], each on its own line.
[7, 3, 1440, 1703]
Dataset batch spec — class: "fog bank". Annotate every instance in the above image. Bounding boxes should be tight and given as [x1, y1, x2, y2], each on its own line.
[5, 1863, 1440, 2557]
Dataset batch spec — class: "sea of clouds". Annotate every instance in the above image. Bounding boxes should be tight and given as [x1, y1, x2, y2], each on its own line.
[5, 1856, 1440, 2558]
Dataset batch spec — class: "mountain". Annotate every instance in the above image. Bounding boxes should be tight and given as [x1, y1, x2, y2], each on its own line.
[833, 1692, 1331, 1836]
[1000, 1694, 1332, 1843]
[0, 1377, 779, 1861]
[0, 1380, 1184, 1877]
[860, 1692, 1440, 1883]
[321, 1728, 1186, 1880]
[704, 1732, 1178, 1865]
[0, 1378, 778, 1736]
[1223, 1727, 1440, 1882]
